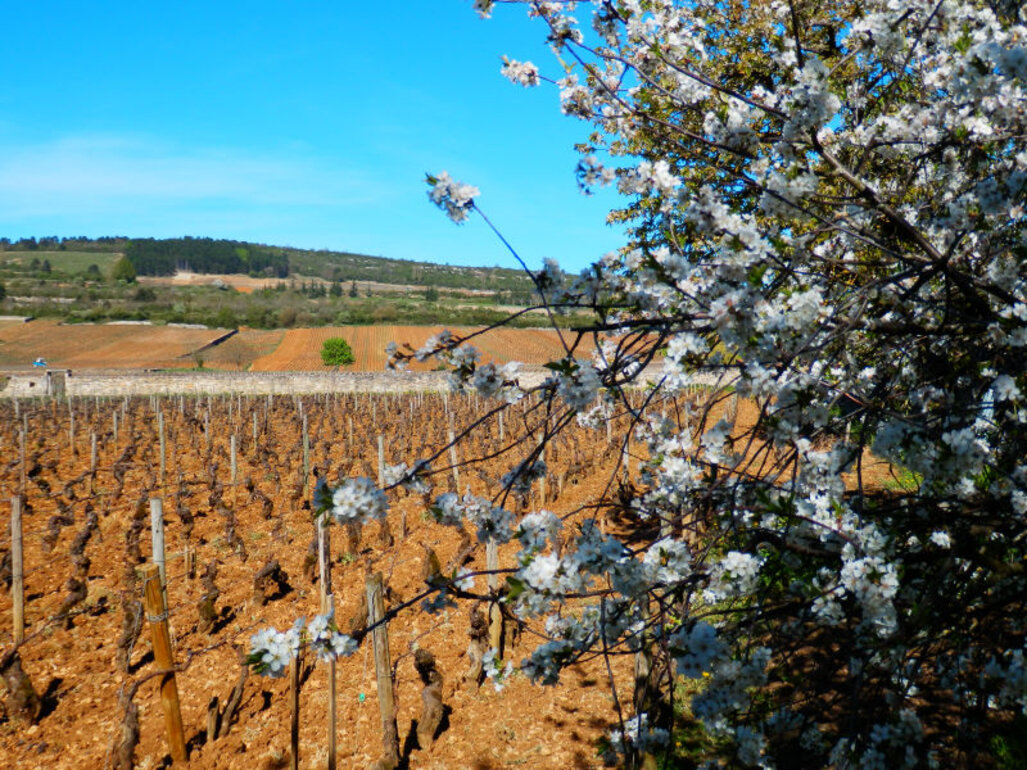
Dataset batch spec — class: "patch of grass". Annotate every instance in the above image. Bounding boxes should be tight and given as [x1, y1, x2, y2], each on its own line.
[4, 250, 121, 274]
[991, 714, 1027, 770]
[664, 676, 726, 768]
[883, 465, 922, 492]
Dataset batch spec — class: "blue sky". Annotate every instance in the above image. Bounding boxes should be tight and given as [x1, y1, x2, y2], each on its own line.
[0, 2, 626, 274]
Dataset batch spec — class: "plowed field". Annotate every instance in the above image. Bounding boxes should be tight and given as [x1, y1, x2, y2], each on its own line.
[0, 320, 228, 370]
[1, 321, 595, 373]
[250, 326, 577, 372]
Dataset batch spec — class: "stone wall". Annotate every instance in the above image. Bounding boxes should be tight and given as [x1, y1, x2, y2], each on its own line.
[0, 369, 552, 398]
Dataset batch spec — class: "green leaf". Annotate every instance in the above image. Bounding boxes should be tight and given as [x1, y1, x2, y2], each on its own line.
[505, 576, 526, 601]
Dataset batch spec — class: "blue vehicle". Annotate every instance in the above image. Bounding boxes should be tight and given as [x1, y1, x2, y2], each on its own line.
[32, 357, 47, 368]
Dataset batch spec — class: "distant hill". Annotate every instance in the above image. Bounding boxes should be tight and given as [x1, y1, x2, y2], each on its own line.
[0, 234, 556, 329]
[0, 235, 533, 292]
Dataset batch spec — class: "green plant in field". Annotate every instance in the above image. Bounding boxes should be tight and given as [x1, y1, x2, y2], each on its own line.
[320, 336, 355, 368]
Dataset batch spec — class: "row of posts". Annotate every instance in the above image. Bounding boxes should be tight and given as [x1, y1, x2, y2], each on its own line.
[4, 386, 674, 764]
[7, 489, 400, 768]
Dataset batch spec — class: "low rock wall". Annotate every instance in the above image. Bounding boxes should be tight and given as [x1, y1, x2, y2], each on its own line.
[0, 369, 555, 398]
[0, 370, 447, 398]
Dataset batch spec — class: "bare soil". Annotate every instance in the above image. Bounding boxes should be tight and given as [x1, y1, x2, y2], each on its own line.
[0, 320, 227, 371]
[249, 327, 573, 373]
[0, 379, 895, 769]
[0, 391, 642, 769]
[0, 320, 586, 374]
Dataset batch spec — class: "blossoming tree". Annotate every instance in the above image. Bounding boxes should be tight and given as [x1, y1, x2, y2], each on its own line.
[253, 1, 1027, 766]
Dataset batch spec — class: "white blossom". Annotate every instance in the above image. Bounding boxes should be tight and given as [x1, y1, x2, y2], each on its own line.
[501, 58, 540, 87]
[427, 171, 480, 224]
[330, 477, 388, 525]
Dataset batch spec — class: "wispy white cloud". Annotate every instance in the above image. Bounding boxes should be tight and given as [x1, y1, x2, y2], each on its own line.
[0, 133, 391, 217]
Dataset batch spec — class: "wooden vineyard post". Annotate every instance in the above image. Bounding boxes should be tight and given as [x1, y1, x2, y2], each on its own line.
[11, 496, 24, 645]
[69, 402, 76, 456]
[113, 409, 119, 445]
[252, 410, 258, 450]
[377, 433, 404, 537]
[19, 427, 26, 496]
[633, 603, 657, 770]
[302, 414, 309, 496]
[289, 652, 300, 770]
[141, 564, 187, 762]
[538, 442, 547, 507]
[366, 573, 399, 768]
[318, 517, 337, 770]
[90, 431, 98, 494]
[447, 429, 460, 493]
[230, 434, 238, 503]
[486, 539, 503, 656]
[158, 410, 166, 488]
[498, 410, 504, 443]
[150, 498, 168, 609]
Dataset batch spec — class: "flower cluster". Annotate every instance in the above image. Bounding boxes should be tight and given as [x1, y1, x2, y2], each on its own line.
[670, 622, 726, 678]
[248, 621, 302, 678]
[431, 491, 516, 544]
[500, 458, 547, 495]
[551, 358, 602, 411]
[500, 57, 540, 87]
[383, 459, 432, 495]
[248, 613, 357, 677]
[608, 713, 670, 757]
[329, 477, 388, 525]
[469, 360, 522, 401]
[482, 648, 514, 691]
[305, 611, 359, 662]
[703, 551, 762, 602]
[426, 171, 479, 224]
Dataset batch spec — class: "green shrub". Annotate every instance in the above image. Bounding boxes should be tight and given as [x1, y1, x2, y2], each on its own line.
[320, 337, 355, 368]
